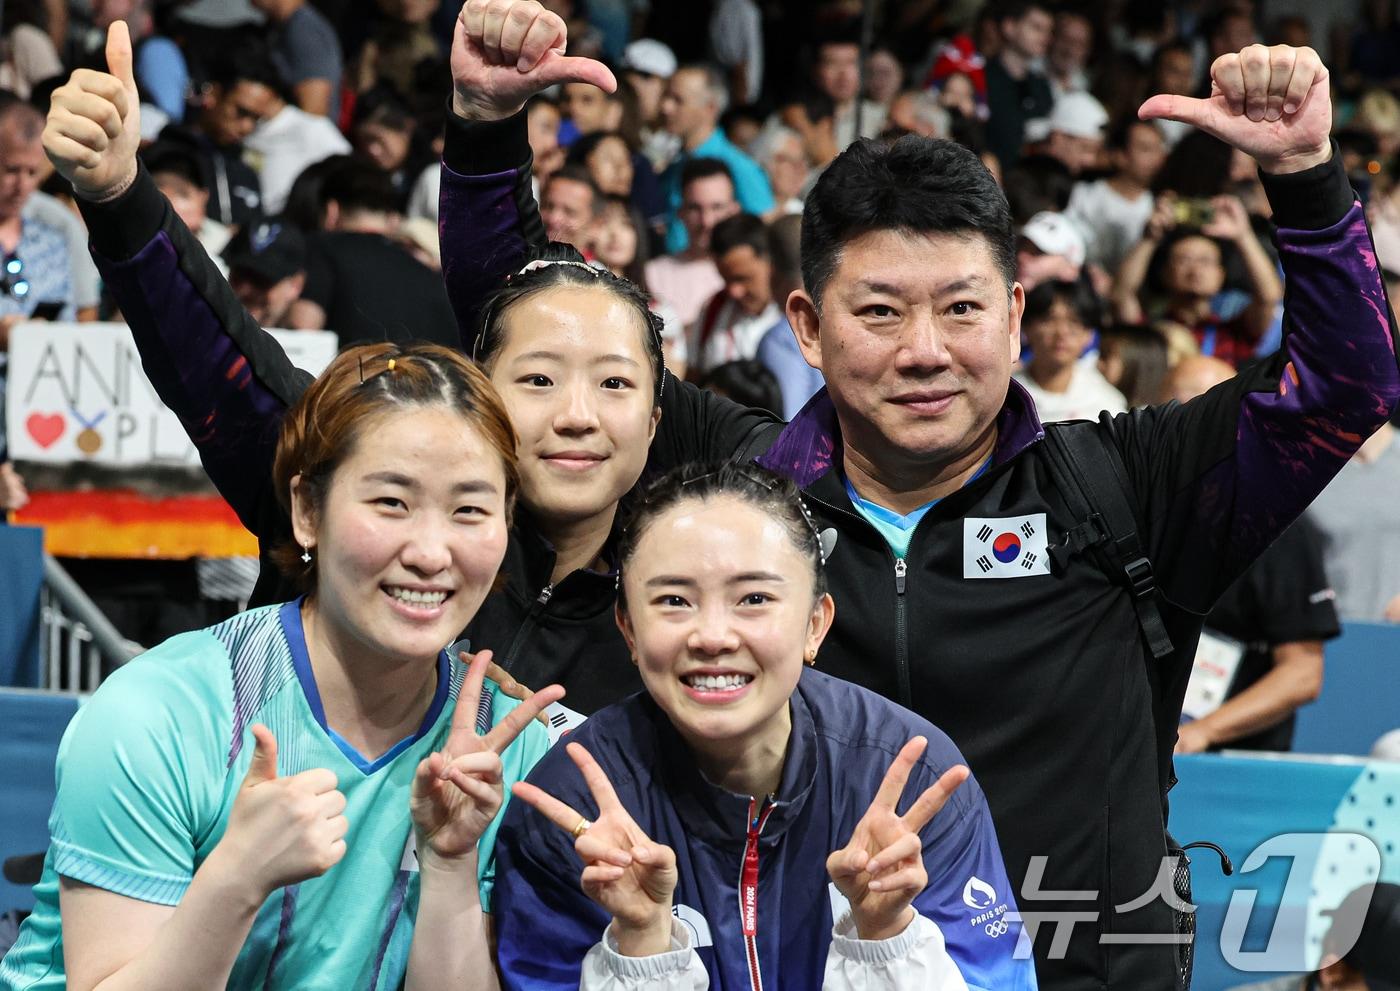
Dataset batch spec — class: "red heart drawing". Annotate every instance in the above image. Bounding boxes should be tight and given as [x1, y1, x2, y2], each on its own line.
[26, 412, 65, 449]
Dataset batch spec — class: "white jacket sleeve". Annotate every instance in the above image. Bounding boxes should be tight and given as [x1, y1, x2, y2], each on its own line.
[579, 919, 710, 991]
[822, 911, 970, 991]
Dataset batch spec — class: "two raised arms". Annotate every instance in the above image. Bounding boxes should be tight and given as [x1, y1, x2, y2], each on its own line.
[512, 737, 970, 979]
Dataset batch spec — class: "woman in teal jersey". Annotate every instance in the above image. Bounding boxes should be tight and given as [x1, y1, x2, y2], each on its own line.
[0, 340, 560, 991]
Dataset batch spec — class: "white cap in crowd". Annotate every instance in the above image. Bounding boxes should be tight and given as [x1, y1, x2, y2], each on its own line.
[622, 39, 678, 80]
[1048, 91, 1109, 140]
[1020, 211, 1087, 269]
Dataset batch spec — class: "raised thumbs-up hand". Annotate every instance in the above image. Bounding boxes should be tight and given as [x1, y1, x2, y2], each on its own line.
[451, 0, 616, 122]
[42, 22, 143, 201]
[1139, 44, 1331, 175]
[208, 724, 349, 899]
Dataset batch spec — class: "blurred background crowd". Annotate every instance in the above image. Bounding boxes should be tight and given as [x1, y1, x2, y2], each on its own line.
[1, 0, 1399, 751]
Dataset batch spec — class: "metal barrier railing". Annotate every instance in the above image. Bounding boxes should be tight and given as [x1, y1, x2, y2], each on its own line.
[38, 556, 143, 694]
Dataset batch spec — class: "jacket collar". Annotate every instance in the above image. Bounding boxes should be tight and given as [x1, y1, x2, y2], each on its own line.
[756, 380, 1046, 491]
[648, 676, 820, 849]
[502, 507, 621, 618]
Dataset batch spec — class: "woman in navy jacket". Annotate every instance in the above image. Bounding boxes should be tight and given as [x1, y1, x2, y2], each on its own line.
[495, 463, 1036, 991]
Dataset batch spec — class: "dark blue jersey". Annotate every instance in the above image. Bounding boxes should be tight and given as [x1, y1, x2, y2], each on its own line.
[493, 668, 1037, 990]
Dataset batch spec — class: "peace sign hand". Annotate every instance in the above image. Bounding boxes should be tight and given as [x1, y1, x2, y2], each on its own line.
[827, 737, 969, 941]
[410, 649, 564, 866]
[451, 0, 616, 122]
[513, 742, 678, 956]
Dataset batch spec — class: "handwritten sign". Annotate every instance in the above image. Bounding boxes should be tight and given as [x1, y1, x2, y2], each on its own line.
[5, 322, 337, 467]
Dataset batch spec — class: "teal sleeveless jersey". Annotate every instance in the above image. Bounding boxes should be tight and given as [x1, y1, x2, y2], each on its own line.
[0, 600, 548, 990]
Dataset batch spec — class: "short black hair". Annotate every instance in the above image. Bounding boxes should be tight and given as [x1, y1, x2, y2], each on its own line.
[205, 38, 284, 96]
[1002, 153, 1073, 224]
[995, 0, 1053, 24]
[1107, 116, 1160, 153]
[1149, 38, 1195, 77]
[143, 141, 206, 189]
[709, 213, 770, 260]
[1022, 277, 1101, 330]
[700, 360, 783, 417]
[566, 130, 630, 168]
[768, 213, 802, 285]
[801, 135, 1015, 308]
[352, 85, 415, 135]
[545, 164, 603, 214]
[680, 156, 735, 193]
[321, 157, 400, 215]
[1152, 130, 1232, 198]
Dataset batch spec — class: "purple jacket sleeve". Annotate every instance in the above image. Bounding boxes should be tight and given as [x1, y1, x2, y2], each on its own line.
[437, 107, 783, 462]
[77, 166, 311, 532]
[438, 107, 543, 354]
[1110, 150, 1400, 610]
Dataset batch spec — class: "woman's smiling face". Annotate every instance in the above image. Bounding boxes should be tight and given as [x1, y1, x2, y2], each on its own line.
[618, 494, 832, 758]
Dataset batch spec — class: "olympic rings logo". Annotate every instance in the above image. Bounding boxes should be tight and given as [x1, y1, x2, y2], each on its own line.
[985, 918, 1010, 938]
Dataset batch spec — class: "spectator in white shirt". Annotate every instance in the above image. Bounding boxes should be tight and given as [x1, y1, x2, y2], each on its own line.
[243, 93, 351, 215]
[1014, 279, 1126, 423]
[690, 212, 781, 375]
[1066, 119, 1166, 273]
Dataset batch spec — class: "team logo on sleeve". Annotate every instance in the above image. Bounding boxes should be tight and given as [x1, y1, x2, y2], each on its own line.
[963, 515, 1050, 578]
[963, 876, 997, 909]
[962, 875, 1011, 937]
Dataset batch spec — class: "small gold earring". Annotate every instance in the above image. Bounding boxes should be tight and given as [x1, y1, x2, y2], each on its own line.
[803, 649, 817, 666]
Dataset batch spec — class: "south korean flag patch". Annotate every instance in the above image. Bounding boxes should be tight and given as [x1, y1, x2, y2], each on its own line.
[963, 515, 1050, 578]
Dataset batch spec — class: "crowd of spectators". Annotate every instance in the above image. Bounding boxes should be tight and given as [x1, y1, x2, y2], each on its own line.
[1, 0, 1399, 711]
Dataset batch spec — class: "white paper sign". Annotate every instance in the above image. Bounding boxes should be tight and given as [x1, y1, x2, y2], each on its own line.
[5, 322, 337, 467]
[1181, 629, 1247, 721]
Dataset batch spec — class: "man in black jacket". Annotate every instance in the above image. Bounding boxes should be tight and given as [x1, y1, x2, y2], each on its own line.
[435, 7, 1400, 987]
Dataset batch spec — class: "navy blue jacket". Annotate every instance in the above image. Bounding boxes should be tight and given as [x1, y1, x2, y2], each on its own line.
[493, 669, 1037, 990]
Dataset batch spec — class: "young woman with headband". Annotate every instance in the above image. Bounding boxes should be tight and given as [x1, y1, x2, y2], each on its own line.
[493, 462, 1036, 989]
[39, 24, 759, 726]
[0, 340, 558, 990]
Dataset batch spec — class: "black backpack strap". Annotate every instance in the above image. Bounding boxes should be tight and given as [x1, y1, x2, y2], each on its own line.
[1041, 421, 1175, 661]
[730, 419, 785, 466]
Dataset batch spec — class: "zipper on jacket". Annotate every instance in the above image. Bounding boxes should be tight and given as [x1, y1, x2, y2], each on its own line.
[740, 796, 775, 991]
[500, 582, 554, 667]
[893, 558, 912, 707]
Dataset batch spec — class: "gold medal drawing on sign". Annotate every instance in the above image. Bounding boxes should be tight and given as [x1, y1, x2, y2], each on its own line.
[70, 407, 107, 455]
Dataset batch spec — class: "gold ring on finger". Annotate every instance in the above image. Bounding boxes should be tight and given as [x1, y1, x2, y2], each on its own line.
[571, 817, 592, 839]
